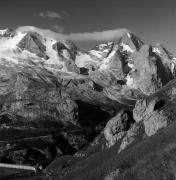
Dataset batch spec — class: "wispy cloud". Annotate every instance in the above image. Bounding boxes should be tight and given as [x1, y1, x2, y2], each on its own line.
[67, 29, 129, 41]
[53, 24, 64, 33]
[38, 11, 61, 19]
[16, 26, 129, 42]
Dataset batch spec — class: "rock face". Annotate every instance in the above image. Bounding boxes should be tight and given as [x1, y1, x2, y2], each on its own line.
[132, 45, 174, 95]
[104, 110, 134, 147]
[17, 32, 49, 60]
[112, 80, 176, 154]
[0, 63, 78, 126]
[1, 26, 176, 179]
[52, 42, 79, 73]
[133, 79, 176, 137]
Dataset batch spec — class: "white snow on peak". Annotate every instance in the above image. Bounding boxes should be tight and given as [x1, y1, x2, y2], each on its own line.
[126, 74, 136, 88]
[99, 44, 118, 70]
[0, 31, 27, 64]
[62, 49, 70, 59]
[89, 42, 114, 59]
[128, 62, 134, 69]
[0, 31, 25, 50]
[121, 42, 134, 53]
[171, 57, 176, 73]
[0, 29, 8, 36]
[171, 62, 175, 73]
[107, 41, 113, 46]
[42, 37, 69, 73]
[126, 32, 131, 38]
[98, 44, 108, 49]
[0, 29, 63, 72]
[95, 42, 113, 50]
[152, 47, 161, 54]
[172, 57, 176, 63]
[75, 52, 95, 67]
[63, 41, 73, 50]
[44, 38, 58, 63]
[0, 27, 76, 74]
[89, 50, 104, 59]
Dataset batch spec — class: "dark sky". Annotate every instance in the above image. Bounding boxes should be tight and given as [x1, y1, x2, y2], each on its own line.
[0, 0, 176, 54]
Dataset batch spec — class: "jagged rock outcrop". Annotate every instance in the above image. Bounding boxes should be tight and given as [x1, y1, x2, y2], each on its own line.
[103, 79, 176, 154]
[104, 110, 134, 147]
[119, 32, 144, 52]
[133, 79, 176, 137]
[52, 42, 79, 73]
[17, 32, 49, 60]
[152, 44, 176, 75]
[118, 122, 144, 153]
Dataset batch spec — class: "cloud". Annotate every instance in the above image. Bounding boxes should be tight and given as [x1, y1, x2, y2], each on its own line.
[53, 24, 64, 33]
[16, 26, 129, 42]
[67, 29, 130, 42]
[38, 11, 61, 19]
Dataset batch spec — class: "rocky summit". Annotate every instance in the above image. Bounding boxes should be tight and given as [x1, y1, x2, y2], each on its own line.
[1, 26, 176, 180]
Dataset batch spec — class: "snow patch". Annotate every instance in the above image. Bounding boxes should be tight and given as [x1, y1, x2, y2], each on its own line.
[100, 50, 116, 70]
[171, 62, 175, 73]
[0, 31, 25, 50]
[121, 42, 134, 53]
[61, 49, 70, 59]
[128, 62, 134, 68]
[126, 74, 136, 88]
[0, 31, 27, 63]
[44, 38, 61, 64]
[0, 29, 8, 36]
[172, 57, 176, 61]
[98, 44, 108, 49]
[99, 44, 118, 70]
[152, 47, 161, 54]
[75, 53, 95, 67]
[127, 32, 131, 38]
[89, 50, 103, 59]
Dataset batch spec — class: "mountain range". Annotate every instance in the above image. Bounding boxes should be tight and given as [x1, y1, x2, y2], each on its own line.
[1, 26, 176, 180]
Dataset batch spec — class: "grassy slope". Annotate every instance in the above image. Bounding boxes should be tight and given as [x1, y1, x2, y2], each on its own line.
[47, 121, 176, 180]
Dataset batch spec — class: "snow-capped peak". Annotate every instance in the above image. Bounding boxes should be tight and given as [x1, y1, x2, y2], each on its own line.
[0, 29, 8, 36]
[152, 46, 161, 54]
[88, 41, 114, 60]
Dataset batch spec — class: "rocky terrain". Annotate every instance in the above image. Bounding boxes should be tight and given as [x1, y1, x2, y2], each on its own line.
[0, 26, 176, 180]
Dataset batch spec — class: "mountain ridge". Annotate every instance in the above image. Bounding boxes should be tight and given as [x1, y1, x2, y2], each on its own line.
[1, 26, 176, 180]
